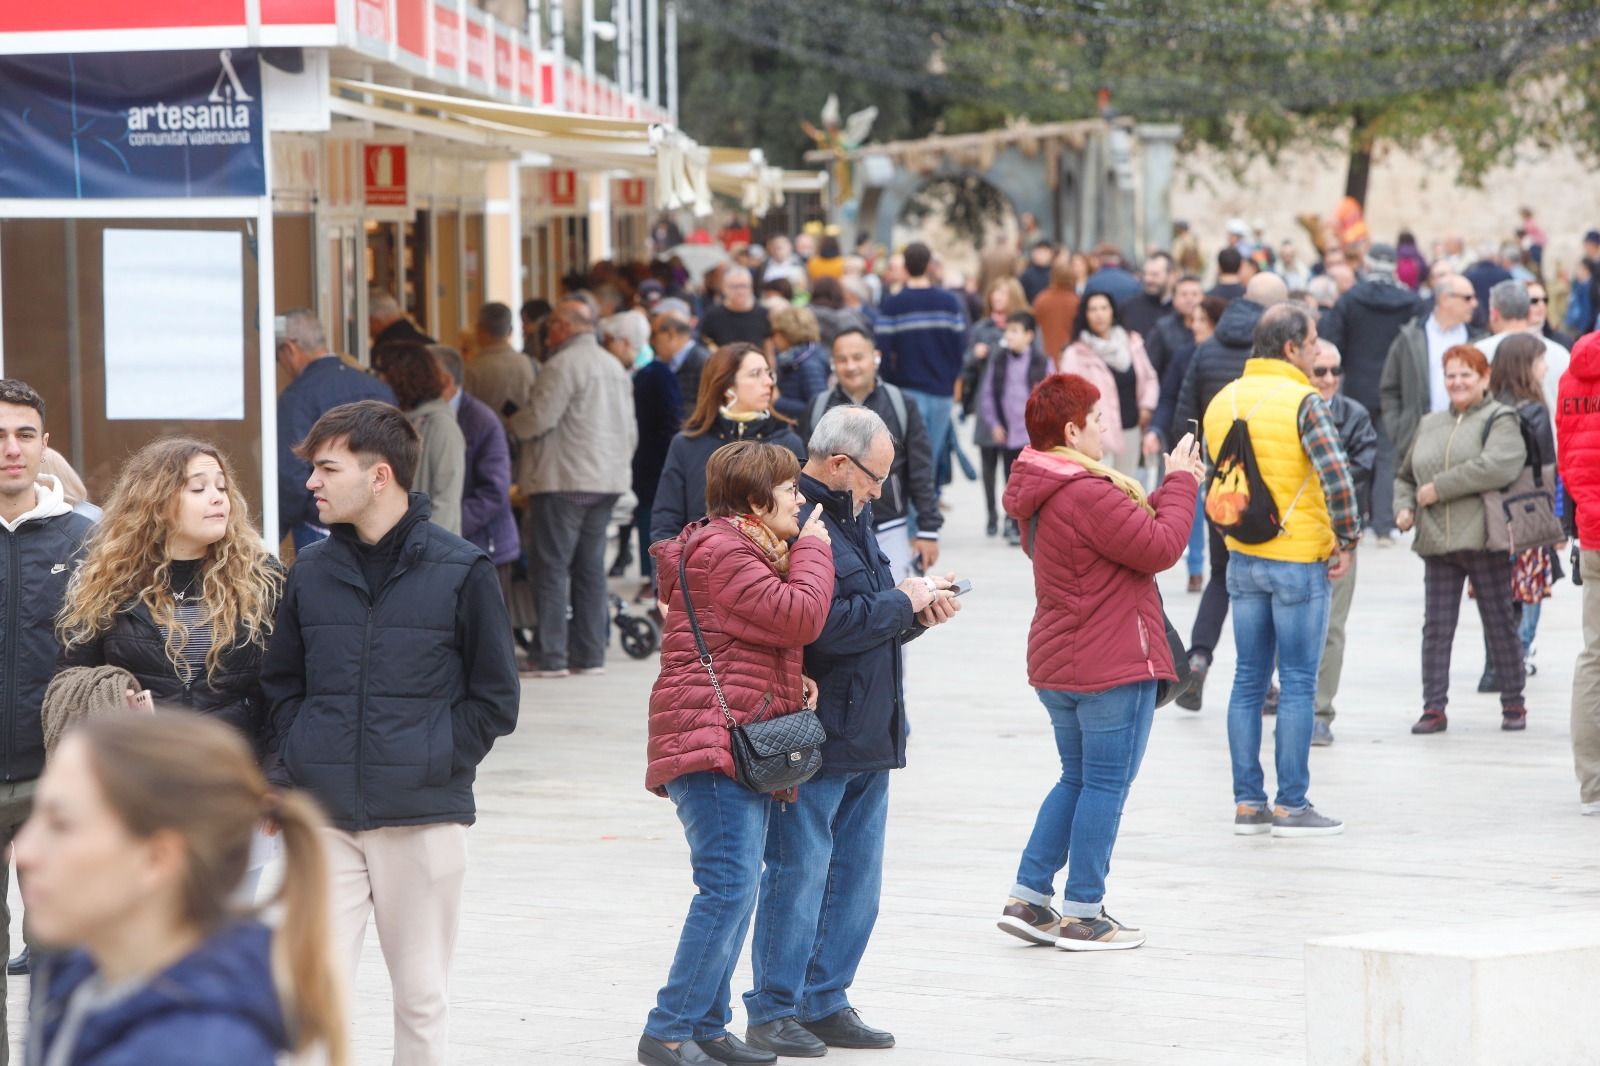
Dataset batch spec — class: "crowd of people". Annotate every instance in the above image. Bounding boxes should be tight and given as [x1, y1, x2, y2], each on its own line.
[0, 197, 1596, 1066]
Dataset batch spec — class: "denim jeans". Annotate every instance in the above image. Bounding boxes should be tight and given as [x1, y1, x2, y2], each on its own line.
[646, 772, 773, 1043]
[1010, 683, 1156, 920]
[1186, 489, 1207, 578]
[904, 388, 953, 502]
[743, 770, 890, 1025]
[529, 492, 619, 671]
[1519, 600, 1540, 657]
[1225, 554, 1331, 811]
[1372, 423, 1398, 537]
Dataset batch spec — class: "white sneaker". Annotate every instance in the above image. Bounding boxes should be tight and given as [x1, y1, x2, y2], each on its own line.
[1582, 802, 1600, 816]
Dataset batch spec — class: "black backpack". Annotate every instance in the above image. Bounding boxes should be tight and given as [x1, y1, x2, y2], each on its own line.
[1204, 383, 1310, 544]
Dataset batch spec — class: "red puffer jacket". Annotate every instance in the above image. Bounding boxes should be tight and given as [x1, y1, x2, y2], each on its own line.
[1558, 332, 1600, 548]
[1004, 448, 1198, 692]
[646, 518, 835, 794]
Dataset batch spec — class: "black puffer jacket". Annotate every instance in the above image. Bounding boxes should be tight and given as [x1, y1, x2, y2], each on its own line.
[260, 495, 520, 831]
[1320, 277, 1420, 414]
[1173, 298, 1267, 443]
[58, 559, 284, 756]
[649, 415, 807, 545]
[0, 500, 93, 782]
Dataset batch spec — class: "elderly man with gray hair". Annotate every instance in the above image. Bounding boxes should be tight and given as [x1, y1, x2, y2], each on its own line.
[367, 287, 434, 360]
[275, 307, 394, 548]
[741, 405, 961, 1059]
[465, 301, 538, 436]
[1475, 278, 1571, 408]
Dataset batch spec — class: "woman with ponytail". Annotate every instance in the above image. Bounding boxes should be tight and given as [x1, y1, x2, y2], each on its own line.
[18, 713, 345, 1066]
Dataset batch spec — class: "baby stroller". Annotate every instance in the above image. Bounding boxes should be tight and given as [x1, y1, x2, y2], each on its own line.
[613, 593, 661, 660]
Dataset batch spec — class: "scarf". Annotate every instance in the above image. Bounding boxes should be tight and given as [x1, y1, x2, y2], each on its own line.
[1080, 326, 1132, 372]
[720, 406, 769, 424]
[726, 514, 791, 574]
[1050, 446, 1155, 516]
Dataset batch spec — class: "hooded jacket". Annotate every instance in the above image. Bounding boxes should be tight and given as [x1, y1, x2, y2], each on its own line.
[1173, 298, 1266, 439]
[1, 476, 94, 783]
[27, 922, 287, 1066]
[1004, 449, 1197, 693]
[645, 519, 834, 793]
[1320, 276, 1421, 414]
[649, 416, 806, 545]
[1557, 333, 1600, 547]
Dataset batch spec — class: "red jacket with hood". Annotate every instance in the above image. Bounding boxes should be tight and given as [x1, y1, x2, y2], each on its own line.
[646, 517, 834, 794]
[1558, 332, 1600, 548]
[1004, 448, 1198, 692]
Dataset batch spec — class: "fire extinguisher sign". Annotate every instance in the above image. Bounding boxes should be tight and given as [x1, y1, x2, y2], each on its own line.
[364, 144, 407, 206]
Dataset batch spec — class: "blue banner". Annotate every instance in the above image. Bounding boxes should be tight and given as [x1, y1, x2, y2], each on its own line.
[0, 49, 265, 199]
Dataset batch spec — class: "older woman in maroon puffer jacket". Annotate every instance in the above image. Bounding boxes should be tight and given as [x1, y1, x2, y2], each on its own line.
[995, 373, 1203, 955]
[639, 441, 835, 1066]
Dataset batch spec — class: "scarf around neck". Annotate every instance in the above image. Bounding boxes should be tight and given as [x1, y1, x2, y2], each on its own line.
[1080, 326, 1132, 372]
[726, 514, 791, 574]
[720, 406, 769, 424]
[1051, 445, 1155, 516]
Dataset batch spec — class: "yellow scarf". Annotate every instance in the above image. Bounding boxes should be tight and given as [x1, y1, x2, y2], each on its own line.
[726, 514, 791, 574]
[1050, 446, 1155, 517]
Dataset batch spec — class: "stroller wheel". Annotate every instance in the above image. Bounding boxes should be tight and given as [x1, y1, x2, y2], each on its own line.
[618, 614, 659, 659]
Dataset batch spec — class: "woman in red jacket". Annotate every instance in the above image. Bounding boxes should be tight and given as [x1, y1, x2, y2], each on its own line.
[640, 441, 835, 1066]
[996, 374, 1203, 952]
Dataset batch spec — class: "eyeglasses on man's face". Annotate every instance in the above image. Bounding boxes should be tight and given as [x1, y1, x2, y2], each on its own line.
[1529, 296, 1549, 305]
[838, 453, 887, 487]
[1311, 365, 1343, 379]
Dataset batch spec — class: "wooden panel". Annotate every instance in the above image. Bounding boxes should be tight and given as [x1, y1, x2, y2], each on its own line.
[436, 211, 461, 345]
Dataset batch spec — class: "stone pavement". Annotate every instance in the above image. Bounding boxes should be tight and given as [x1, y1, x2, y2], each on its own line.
[8, 467, 1598, 1064]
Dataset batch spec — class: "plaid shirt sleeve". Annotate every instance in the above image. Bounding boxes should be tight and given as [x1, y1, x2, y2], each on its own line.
[1298, 394, 1362, 549]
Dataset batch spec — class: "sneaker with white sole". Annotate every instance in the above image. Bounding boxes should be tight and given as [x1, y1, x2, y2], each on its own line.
[996, 898, 1061, 946]
[1271, 805, 1344, 837]
[1233, 803, 1272, 835]
[1055, 910, 1145, 952]
[1582, 801, 1600, 816]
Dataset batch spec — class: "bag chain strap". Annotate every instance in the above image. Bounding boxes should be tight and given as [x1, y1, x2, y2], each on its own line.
[678, 546, 740, 733]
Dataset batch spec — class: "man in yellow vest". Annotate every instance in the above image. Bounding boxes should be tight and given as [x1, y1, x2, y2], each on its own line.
[1203, 304, 1360, 838]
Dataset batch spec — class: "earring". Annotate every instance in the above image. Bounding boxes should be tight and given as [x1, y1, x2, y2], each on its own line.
[725, 390, 736, 403]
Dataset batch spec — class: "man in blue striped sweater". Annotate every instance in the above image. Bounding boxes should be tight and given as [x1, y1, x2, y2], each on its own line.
[876, 241, 969, 503]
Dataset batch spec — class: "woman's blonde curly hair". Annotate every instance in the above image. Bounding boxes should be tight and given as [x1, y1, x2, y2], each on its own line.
[58, 438, 283, 681]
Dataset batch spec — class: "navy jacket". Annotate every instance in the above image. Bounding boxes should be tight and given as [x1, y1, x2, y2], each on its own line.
[798, 473, 923, 774]
[261, 495, 520, 831]
[650, 417, 806, 545]
[456, 391, 519, 565]
[1173, 298, 1267, 443]
[633, 360, 682, 508]
[0, 503, 93, 782]
[276, 357, 395, 539]
[28, 922, 287, 1066]
[774, 342, 831, 422]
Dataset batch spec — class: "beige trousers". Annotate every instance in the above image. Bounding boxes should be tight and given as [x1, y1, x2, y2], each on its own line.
[1315, 549, 1360, 722]
[326, 823, 468, 1066]
[1573, 551, 1600, 804]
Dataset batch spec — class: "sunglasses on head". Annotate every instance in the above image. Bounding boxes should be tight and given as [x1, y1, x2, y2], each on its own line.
[1311, 365, 1343, 378]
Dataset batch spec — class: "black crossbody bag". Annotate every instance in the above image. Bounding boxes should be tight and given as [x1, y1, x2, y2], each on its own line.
[676, 550, 825, 793]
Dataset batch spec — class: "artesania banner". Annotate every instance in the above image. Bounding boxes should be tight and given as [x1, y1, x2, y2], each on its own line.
[0, 49, 265, 199]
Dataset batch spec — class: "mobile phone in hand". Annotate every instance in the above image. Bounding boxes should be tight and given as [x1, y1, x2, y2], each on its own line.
[952, 578, 973, 596]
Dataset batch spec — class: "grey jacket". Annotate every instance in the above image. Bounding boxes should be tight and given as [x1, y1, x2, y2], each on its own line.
[406, 398, 466, 534]
[1394, 395, 1525, 556]
[510, 331, 637, 495]
[1378, 317, 1485, 460]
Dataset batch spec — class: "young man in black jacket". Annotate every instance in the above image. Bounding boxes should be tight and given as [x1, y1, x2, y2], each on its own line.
[743, 405, 961, 1058]
[0, 379, 95, 1031]
[262, 400, 519, 1065]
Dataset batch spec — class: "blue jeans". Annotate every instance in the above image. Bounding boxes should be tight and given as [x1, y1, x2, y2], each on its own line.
[645, 772, 773, 1042]
[904, 388, 953, 501]
[1225, 554, 1331, 811]
[1186, 489, 1207, 578]
[744, 770, 890, 1025]
[1011, 683, 1156, 919]
[1519, 600, 1540, 657]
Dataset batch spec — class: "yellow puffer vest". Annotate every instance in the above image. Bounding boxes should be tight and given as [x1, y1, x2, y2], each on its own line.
[1203, 359, 1335, 563]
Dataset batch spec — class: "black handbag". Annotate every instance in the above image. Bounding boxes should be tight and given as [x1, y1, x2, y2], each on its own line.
[676, 550, 825, 794]
[1154, 601, 1192, 708]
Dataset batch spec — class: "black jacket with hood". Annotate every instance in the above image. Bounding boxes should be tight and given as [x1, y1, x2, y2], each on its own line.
[1320, 276, 1420, 415]
[1173, 298, 1267, 442]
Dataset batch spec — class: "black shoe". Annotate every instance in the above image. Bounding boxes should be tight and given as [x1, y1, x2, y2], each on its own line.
[986, 516, 999, 537]
[7, 948, 27, 976]
[698, 1035, 777, 1064]
[745, 1019, 826, 1058]
[1175, 653, 1207, 711]
[639, 1035, 717, 1066]
[1477, 668, 1499, 693]
[610, 550, 633, 578]
[801, 1008, 895, 1050]
[1004, 518, 1021, 546]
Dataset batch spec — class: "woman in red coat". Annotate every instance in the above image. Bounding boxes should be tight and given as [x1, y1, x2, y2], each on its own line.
[640, 441, 835, 1066]
[996, 374, 1203, 953]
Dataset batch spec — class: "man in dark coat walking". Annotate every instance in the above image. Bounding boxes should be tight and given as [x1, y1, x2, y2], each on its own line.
[742, 406, 960, 1059]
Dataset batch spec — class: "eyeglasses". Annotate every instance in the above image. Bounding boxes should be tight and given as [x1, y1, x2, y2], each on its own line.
[838, 453, 887, 487]
[1448, 292, 1478, 303]
[1529, 296, 1549, 305]
[1311, 366, 1343, 378]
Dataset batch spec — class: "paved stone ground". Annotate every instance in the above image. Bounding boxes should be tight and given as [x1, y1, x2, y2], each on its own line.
[8, 466, 1598, 1064]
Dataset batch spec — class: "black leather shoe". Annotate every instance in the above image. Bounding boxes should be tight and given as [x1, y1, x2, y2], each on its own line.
[1477, 667, 1499, 693]
[7, 948, 28, 976]
[699, 1035, 777, 1064]
[801, 1008, 895, 1050]
[638, 1035, 716, 1066]
[745, 1018, 827, 1058]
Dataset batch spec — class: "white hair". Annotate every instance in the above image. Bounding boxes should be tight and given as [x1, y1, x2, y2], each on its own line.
[807, 404, 891, 462]
[599, 310, 650, 354]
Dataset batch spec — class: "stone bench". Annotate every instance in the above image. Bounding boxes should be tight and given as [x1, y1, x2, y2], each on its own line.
[1305, 912, 1600, 1065]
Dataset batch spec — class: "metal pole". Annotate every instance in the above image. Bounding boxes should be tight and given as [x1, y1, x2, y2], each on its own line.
[665, 1, 677, 120]
[645, 0, 659, 107]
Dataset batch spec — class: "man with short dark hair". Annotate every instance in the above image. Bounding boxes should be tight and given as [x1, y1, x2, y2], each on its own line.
[877, 242, 969, 502]
[701, 267, 771, 348]
[276, 308, 395, 549]
[368, 288, 434, 359]
[465, 301, 538, 436]
[1018, 240, 1056, 304]
[262, 399, 519, 1066]
[1145, 273, 1202, 382]
[1118, 253, 1173, 341]
[1209, 248, 1245, 301]
[650, 309, 709, 420]
[1203, 306, 1358, 837]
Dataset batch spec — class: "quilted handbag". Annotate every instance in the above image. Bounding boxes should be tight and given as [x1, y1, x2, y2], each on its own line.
[676, 550, 825, 794]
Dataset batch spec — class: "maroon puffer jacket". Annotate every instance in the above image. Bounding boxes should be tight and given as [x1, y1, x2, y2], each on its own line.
[646, 518, 835, 794]
[1004, 448, 1198, 693]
